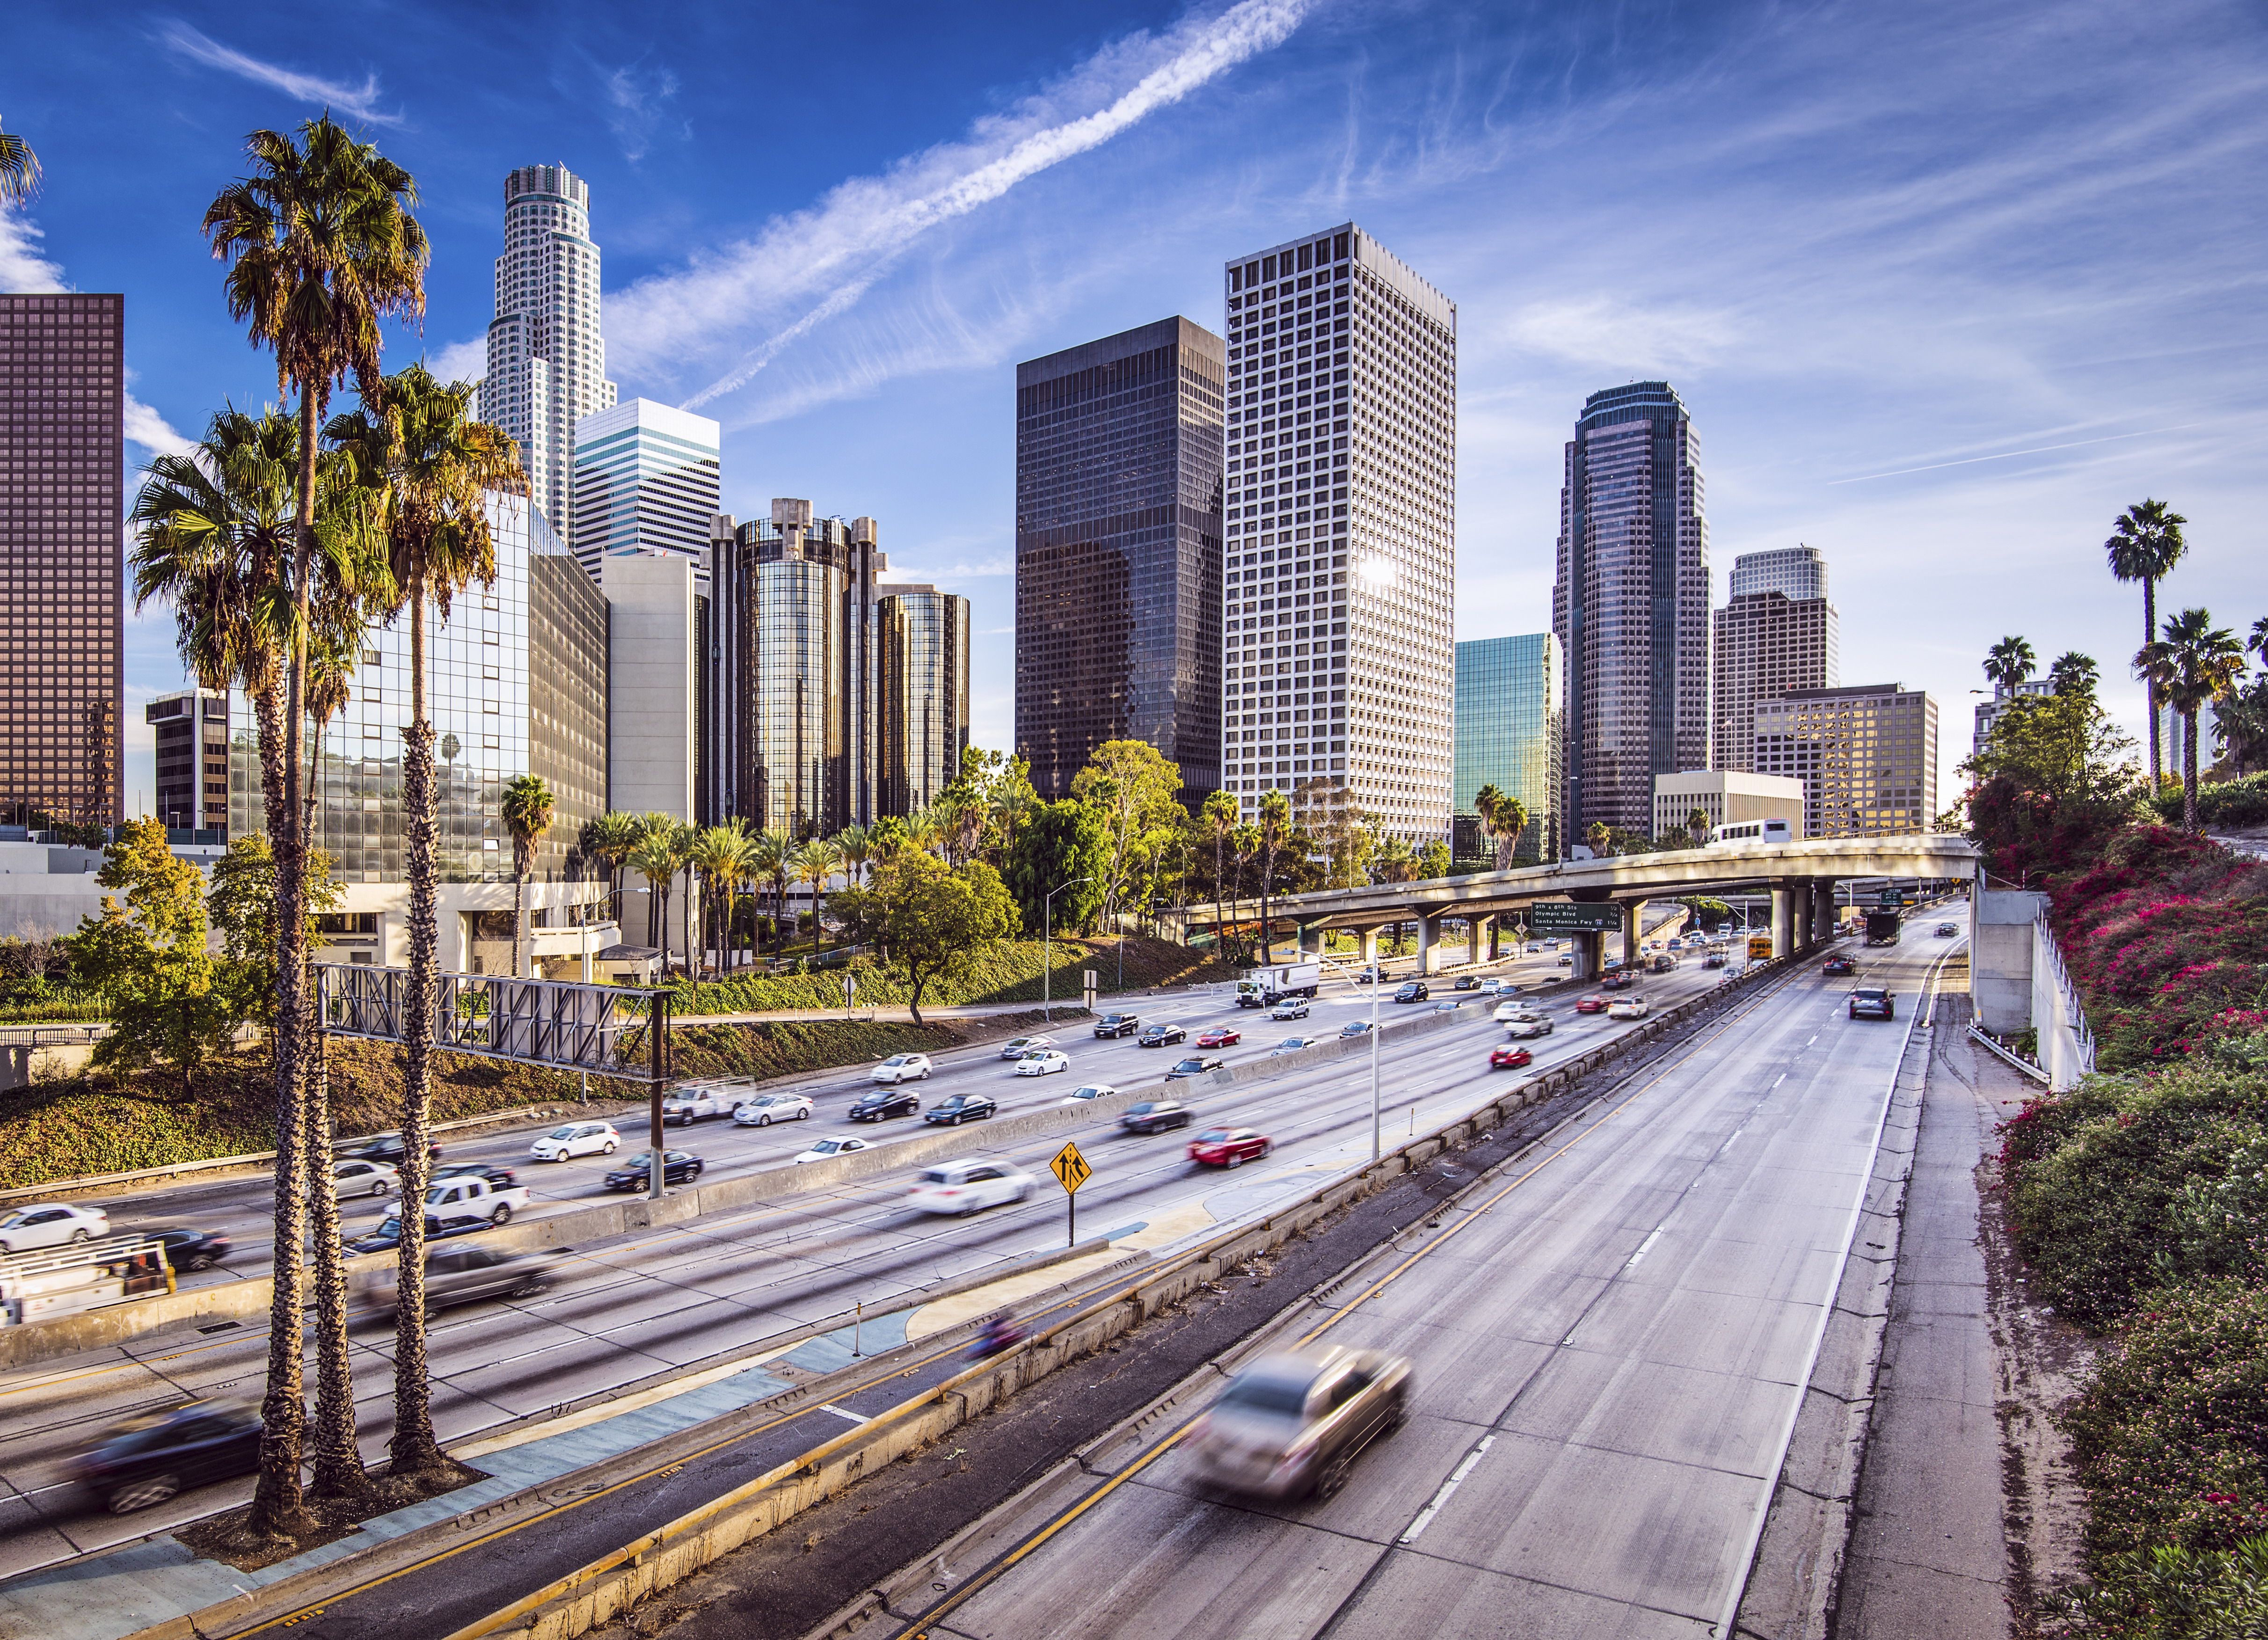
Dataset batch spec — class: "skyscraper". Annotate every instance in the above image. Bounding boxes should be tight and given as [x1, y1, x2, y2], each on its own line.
[1553, 381, 1708, 840]
[1219, 226, 1455, 844]
[570, 399, 721, 583]
[876, 585, 971, 816]
[0, 292, 124, 829]
[1712, 546, 1839, 774]
[1452, 634, 1563, 864]
[1014, 318, 1224, 802]
[1755, 683, 1939, 838]
[484, 165, 617, 547]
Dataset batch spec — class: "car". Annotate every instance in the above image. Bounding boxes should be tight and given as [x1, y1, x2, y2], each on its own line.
[1599, 969, 1635, 991]
[1014, 1049, 1072, 1077]
[1060, 1082, 1118, 1105]
[925, 1092, 998, 1126]
[1452, 975, 1481, 991]
[1490, 999, 1532, 1023]
[1603, 957, 1622, 971]
[0, 1202, 109, 1253]
[1524, 941, 1544, 954]
[1093, 1013, 1141, 1039]
[999, 1035, 1055, 1060]
[1338, 1020, 1373, 1038]
[871, 1053, 934, 1085]
[1501, 1012, 1554, 1038]
[1822, 955, 1856, 977]
[1269, 999, 1311, 1020]
[1490, 1045, 1534, 1070]
[1936, 923, 1959, 937]
[1354, 965, 1384, 984]
[1138, 1023, 1187, 1048]
[331, 1157, 398, 1198]
[363, 1245, 566, 1319]
[420, 1175, 527, 1224]
[1849, 986, 1896, 1020]
[1651, 955, 1676, 973]
[1703, 951, 1728, 969]
[1666, 937, 1685, 951]
[1556, 954, 1575, 967]
[1271, 1035, 1320, 1055]
[603, 1150, 705, 1191]
[1432, 999, 1461, 1014]
[733, 1093, 814, 1126]
[345, 1131, 441, 1166]
[73, 1399, 263, 1515]
[1196, 1026, 1242, 1049]
[1122, 1099, 1194, 1134]
[1393, 982, 1429, 1003]
[1190, 1345, 1412, 1501]
[1188, 1127, 1272, 1168]
[849, 1087, 922, 1122]
[1606, 997, 1650, 1020]
[1478, 977, 1517, 997]
[661, 1081, 753, 1124]
[530, 1121, 620, 1161]
[1166, 1055, 1225, 1081]
[1722, 962, 1750, 983]
[349, 1210, 491, 1255]
[1574, 996, 1609, 1014]
[905, 1157, 1034, 1215]
[793, 1137, 874, 1165]
[432, 1161, 518, 1189]
[147, 1228, 233, 1273]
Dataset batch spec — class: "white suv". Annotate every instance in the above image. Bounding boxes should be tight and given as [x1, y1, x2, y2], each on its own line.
[530, 1122, 620, 1161]
[0, 1202, 108, 1253]
[872, 1053, 933, 1085]
[905, 1158, 1036, 1216]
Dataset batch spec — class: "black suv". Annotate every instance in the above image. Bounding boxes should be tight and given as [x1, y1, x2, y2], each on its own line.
[1121, 1099, 1193, 1135]
[1137, 1023, 1187, 1048]
[925, 1092, 998, 1125]
[1166, 1056, 1225, 1081]
[74, 1400, 263, 1515]
[849, 1087, 921, 1122]
[1393, 981, 1429, 1003]
[1094, 1013, 1141, 1038]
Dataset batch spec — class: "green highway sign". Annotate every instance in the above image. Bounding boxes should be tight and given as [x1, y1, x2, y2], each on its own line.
[1527, 901, 1623, 934]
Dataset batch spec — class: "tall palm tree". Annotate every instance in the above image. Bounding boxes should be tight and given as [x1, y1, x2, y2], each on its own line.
[1982, 635, 2036, 692]
[0, 117, 40, 205]
[584, 811, 640, 927]
[205, 117, 424, 1542]
[686, 825, 747, 982]
[1201, 791, 1238, 957]
[796, 838, 842, 959]
[1478, 785, 1530, 869]
[2105, 499, 2189, 787]
[834, 824, 872, 890]
[628, 835, 678, 972]
[2048, 651, 2099, 698]
[500, 775, 554, 979]
[904, 808, 941, 860]
[1255, 791, 1290, 965]
[1229, 821, 1260, 962]
[2251, 618, 2268, 663]
[2137, 609, 2246, 832]
[1585, 820, 1612, 858]
[757, 829, 794, 953]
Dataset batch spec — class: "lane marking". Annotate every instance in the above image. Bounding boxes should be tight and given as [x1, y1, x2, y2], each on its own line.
[1771, 1073, 1787, 1089]
[1398, 1435, 1494, 1545]
[817, 1404, 869, 1426]
[1625, 1227, 1665, 1269]
[1719, 1128, 1743, 1154]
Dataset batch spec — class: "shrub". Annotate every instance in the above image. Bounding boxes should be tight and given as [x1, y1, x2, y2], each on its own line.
[2055, 1534, 2268, 1637]
[2153, 773, 2268, 831]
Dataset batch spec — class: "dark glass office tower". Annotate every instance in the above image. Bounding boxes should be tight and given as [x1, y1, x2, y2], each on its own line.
[0, 293, 124, 828]
[1014, 317, 1225, 801]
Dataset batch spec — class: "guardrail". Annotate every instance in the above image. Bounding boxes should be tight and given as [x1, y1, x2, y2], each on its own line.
[2032, 905, 2097, 1090]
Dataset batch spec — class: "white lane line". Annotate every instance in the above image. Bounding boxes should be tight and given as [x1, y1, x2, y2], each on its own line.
[1400, 1435, 1494, 1544]
[1719, 1127, 1743, 1154]
[1625, 1226, 1666, 1268]
[1806, 1035, 1818, 1048]
[1771, 1073, 1787, 1089]
[817, 1403, 869, 1425]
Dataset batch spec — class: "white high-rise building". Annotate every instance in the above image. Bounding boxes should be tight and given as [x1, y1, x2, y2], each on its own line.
[485, 165, 617, 547]
[1728, 544, 1828, 602]
[1218, 224, 1456, 844]
[570, 399, 720, 583]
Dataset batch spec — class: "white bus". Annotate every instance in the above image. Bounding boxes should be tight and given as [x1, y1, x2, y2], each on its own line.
[1708, 817, 1794, 846]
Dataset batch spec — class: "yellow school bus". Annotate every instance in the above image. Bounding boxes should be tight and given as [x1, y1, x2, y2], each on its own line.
[1746, 932, 1774, 963]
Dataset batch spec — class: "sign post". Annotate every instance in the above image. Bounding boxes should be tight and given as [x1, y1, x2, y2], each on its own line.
[1082, 969, 1097, 1017]
[1050, 1140, 1091, 1248]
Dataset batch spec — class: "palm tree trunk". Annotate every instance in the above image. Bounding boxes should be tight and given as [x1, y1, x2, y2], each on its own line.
[2145, 577, 2161, 787]
[2184, 707, 2200, 832]
[302, 1028, 371, 1505]
[511, 864, 525, 980]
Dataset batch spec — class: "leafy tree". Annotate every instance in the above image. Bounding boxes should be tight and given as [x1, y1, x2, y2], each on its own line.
[1201, 790, 1239, 945]
[1473, 784, 1531, 868]
[1983, 634, 2037, 690]
[1584, 820, 1612, 857]
[64, 820, 233, 1098]
[1254, 790, 1290, 962]
[1962, 688, 2144, 879]
[837, 854, 1017, 1023]
[208, 835, 343, 1030]
[1416, 839, 1452, 880]
[2106, 498, 2190, 787]
[1070, 740, 1183, 924]
[1294, 780, 1375, 890]
[2049, 650, 2100, 698]
[2138, 608, 2248, 832]
[1004, 799, 1109, 936]
[2212, 676, 2268, 777]
[1229, 821, 1260, 960]
[583, 810, 639, 923]
[794, 837, 841, 958]
[1373, 835, 1416, 882]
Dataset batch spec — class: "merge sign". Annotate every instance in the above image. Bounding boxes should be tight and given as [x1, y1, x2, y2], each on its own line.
[1050, 1141, 1092, 1195]
[1527, 901, 1623, 934]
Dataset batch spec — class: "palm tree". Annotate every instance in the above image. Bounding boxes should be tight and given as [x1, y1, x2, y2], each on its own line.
[1255, 791, 1290, 965]
[628, 835, 678, 970]
[904, 808, 941, 860]
[1982, 635, 2036, 692]
[1685, 808, 1711, 848]
[686, 825, 748, 982]
[2251, 619, 2268, 663]
[2137, 609, 2246, 831]
[834, 824, 872, 890]
[0, 117, 40, 205]
[1585, 820, 1612, 858]
[2106, 499, 2190, 787]
[500, 775, 554, 979]
[2048, 651, 2099, 698]
[1474, 784, 1530, 870]
[1201, 791, 1238, 957]
[583, 811, 638, 927]
[796, 838, 842, 959]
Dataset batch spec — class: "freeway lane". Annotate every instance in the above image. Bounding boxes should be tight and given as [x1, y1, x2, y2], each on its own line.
[0, 929, 1744, 1584]
[881, 933, 1959, 1640]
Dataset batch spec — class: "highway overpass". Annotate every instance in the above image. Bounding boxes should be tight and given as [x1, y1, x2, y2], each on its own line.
[1191, 832, 1981, 976]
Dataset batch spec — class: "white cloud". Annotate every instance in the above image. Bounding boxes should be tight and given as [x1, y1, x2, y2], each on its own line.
[1497, 297, 1745, 378]
[426, 336, 489, 386]
[0, 207, 65, 294]
[606, 0, 1314, 411]
[156, 21, 403, 126]
[603, 62, 683, 163]
[124, 396, 193, 459]
[885, 555, 1015, 581]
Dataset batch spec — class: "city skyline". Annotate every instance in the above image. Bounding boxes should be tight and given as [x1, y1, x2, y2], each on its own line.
[2, 0, 2262, 818]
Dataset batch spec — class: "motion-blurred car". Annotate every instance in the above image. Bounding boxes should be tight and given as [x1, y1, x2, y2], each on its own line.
[849, 1087, 921, 1122]
[1338, 1020, 1373, 1038]
[1574, 996, 1609, 1014]
[345, 1131, 441, 1167]
[660, 1083, 746, 1125]
[348, 1210, 490, 1255]
[331, 1157, 398, 1198]
[1489, 1045, 1534, 1070]
[793, 1137, 873, 1165]
[905, 1157, 1033, 1215]
[1599, 970, 1635, 991]
[1525, 942, 1544, 954]
[1197, 1026, 1242, 1049]
[733, 1093, 814, 1126]
[529, 1121, 620, 1161]
[1060, 1082, 1118, 1105]
[1014, 1049, 1072, 1077]
[1605, 997, 1650, 1020]
[0, 1202, 108, 1253]
[1500, 1011, 1554, 1038]
[1271, 1035, 1320, 1055]
[74, 1400, 263, 1515]
[1093, 1013, 1141, 1038]
[1849, 986, 1896, 1020]
[1651, 955, 1677, 973]
[1189, 1346, 1411, 1500]
[1166, 1055, 1225, 1081]
[1393, 982, 1429, 1003]
[1269, 999, 1311, 1020]
[363, 1245, 565, 1318]
[603, 1150, 704, 1190]
[1138, 1023, 1187, 1048]
[925, 1092, 998, 1125]
[1188, 1128, 1271, 1168]
[1121, 1099, 1193, 1135]
[870, 1053, 933, 1085]
[1703, 951, 1728, 969]
[999, 1035, 1055, 1060]
[1432, 999, 1461, 1014]
[1822, 955, 1856, 977]
[1478, 978, 1516, 997]
[1452, 976, 1481, 991]
[1556, 953, 1575, 967]
[1353, 965, 1384, 984]
[1936, 922, 1959, 937]
[433, 1161, 518, 1189]
[148, 1228, 232, 1273]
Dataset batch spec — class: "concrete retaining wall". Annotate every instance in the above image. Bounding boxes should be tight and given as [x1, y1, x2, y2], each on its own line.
[1970, 889, 2044, 1035]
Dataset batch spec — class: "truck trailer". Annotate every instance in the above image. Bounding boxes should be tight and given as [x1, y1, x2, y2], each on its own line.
[1865, 911, 1903, 946]
[1236, 962, 1322, 1007]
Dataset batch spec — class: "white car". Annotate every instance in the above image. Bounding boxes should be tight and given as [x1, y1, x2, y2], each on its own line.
[998, 1035, 1055, 1060]
[872, 1053, 934, 1085]
[1014, 1050, 1071, 1078]
[793, 1137, 874, 1165]
[1606, 997, 1651, 1020]
[332, 1157, 398, 1197]
[0, 1202, 109, 1253]
[1269, 999, 1311, 1020]
[1490, 999, 1531, 1023]
[530, 1121, 620, 1161]
[1501, 1012, 1555, 1038]
[1478, 977, 1517, 997]
[735, 1093, 815, 1126]
[1271, 1035, 1321, 1055]
[905, 1157, 1036, 1216]
[1061, 1083, 1117, 1105]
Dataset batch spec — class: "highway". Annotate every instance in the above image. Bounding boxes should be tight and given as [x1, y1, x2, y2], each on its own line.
[871, 930, 1961, 1640]
[0, 925, 1734, 1582]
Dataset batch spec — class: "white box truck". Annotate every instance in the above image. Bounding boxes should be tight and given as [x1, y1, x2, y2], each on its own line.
[1236, 962, 1322, 1007]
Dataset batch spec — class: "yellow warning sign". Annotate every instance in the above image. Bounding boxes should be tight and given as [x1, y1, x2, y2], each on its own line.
[1049, 1140, 1091, 1195]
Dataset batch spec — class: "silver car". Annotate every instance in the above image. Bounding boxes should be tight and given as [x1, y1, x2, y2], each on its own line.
[362, 1245, 564, 1317]
[1191, 1345, 1412, 1499]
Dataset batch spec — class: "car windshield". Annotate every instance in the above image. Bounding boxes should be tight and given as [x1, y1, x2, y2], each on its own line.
[1195, 1129, 1231, 1144]
[809, 1141, 844, 1155]
[1072, 1086, 1105, 1098]
[881, 1055, 909, 1067]
[621, 1153, 654, 1167]
[917, 1168, 953, 1185]
[1174, 1059, 1201, 1071]
[1218, 1375, 1309, 1417]
[1279, 1038, 1305, 1048]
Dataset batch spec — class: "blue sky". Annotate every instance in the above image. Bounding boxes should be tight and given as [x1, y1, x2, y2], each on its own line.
[7, 0, 2267, 816]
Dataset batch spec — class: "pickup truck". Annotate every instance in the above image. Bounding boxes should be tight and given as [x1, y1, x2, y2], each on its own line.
[662, 1081, 756, 1126]
[421, 1175, 528, 1227]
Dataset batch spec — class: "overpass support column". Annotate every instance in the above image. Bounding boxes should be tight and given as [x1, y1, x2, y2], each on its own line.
[1416, 913, 1442, 976]
[1812, 883, 1837, 946]
[1770, 885, 1791, 961]
[1623, 901, 1644, 969]
[1358, 927, 1379, 967]
[1573, 931, 1601, 981]
[1472, 914, 1495, 964]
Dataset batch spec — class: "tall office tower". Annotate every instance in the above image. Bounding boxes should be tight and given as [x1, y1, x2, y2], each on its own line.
[1711, 549, 1839, 774]
[709, 502, 887, 836]
[0, 293, 124, 829]
[1014, 317, 1225, 802]
[1553, 381, 1709, 842]
[1754, 683, 1939, 838]
[876, 584, 971, 816]
[570, 399, 720, 583]
[484, 165, 618, 546]
[1219, 226, 1455, 844]
[1451, 634, 1563, 865]
[146, 688, 229, 837]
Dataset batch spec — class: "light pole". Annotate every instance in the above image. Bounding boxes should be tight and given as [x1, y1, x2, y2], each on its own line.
[1312, 950, 1383, 1162]
[1043, 875, 1095, 1023]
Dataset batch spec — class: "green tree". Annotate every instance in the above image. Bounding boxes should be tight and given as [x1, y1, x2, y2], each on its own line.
[208, 835, 343, 1032]
[2106, 499, 2190, 787]
[1229, 821, 1260, 961]
[2048, 650, 2099, 698]
[1416, 839, 1452, 880]
[795, 837, 842, 958]
[583, 810, 639, 926]
[2137, 608, 2247, 833]
[1004, 798, 1109, 936]
[1983, 634, 2036, 691]
[1962, 688, 2143, 879]
[2213, 676, 2268, 776]
[1201, 790, 1239, 945]
[63, 821, 233, 1098]
[1071, 740, 1184, 925]
[1584, 820, 1612, 857]
[499, 774, 554, 978]
[0, 116, 39, 205]
[840, 855, 1018, 1023]
[1254, 790, 1290, 963]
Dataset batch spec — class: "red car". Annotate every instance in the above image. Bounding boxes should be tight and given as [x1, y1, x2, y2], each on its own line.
[1575, 996, 1609, 1014]
[1188, 1128, 1272, 1168]
[1822, 955, 1855, 976]
[1489, 1046, 1533, 1070]
[1196, 1026, 1242, 1049]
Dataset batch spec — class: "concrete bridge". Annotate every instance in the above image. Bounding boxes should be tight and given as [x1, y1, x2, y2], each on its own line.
[1192, 833, 1982, 977]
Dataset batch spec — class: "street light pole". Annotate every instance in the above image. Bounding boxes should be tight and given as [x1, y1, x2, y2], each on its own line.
[1043, 875, 1095, 1023]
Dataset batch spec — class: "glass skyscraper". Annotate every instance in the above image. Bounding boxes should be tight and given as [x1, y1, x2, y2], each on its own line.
[1453, 634, 1563, 864]
[1014, 317, 1225, 802]
[876, 586, 970, 816]
[569, 398, 720, 583]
